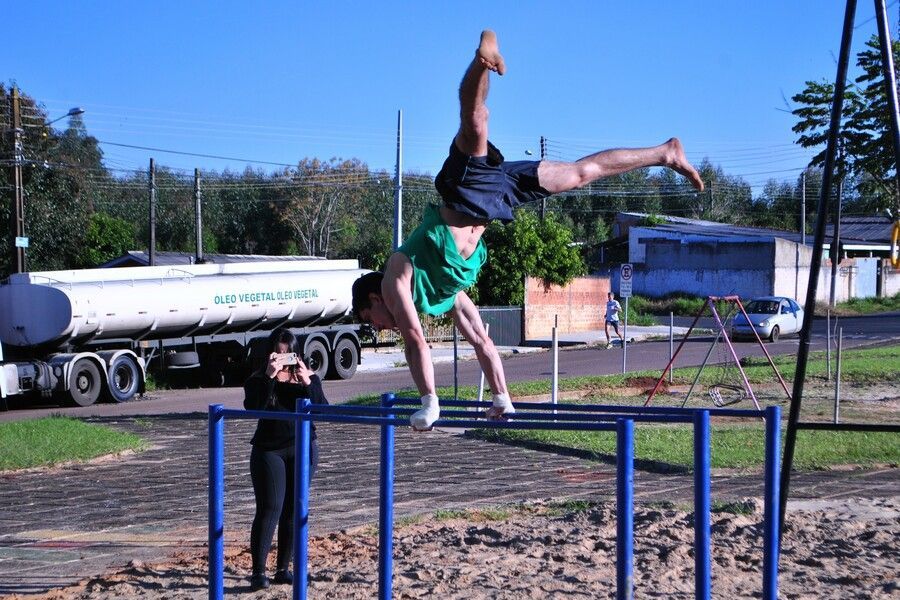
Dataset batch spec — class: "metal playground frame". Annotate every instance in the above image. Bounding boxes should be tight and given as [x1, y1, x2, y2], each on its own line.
[208, 396, 782, 600]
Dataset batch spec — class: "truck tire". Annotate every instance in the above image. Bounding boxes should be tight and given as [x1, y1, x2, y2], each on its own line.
[327, 337, 358, 380]
[168, 351, 201, 368]
[304, 340, 329, 381]
[69, 359, 102, 407]
[105, 354, 141, 403]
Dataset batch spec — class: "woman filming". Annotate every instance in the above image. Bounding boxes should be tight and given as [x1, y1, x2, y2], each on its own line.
[243, 328, 328, 590]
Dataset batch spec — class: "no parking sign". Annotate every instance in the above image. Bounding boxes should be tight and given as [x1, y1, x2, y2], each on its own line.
[620, 263, 633, 298]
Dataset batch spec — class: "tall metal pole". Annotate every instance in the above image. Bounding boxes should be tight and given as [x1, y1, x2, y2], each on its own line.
[874, 0, 900, 202]
[148, 158, 157, 266]
[392, 110, 403, 250]
[800, 172, 806, 245]
[780, 0, 858, 542]
[9, 87, 26, 273]
[539, 136, 547, 221]
[194, 168, 203, 263]
[829, 180, 843, 306]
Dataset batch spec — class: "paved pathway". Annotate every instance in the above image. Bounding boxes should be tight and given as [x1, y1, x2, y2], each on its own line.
[0, 414, 897, 595]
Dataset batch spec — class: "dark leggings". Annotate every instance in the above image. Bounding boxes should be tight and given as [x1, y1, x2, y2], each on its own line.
[249, 441, 319, 574]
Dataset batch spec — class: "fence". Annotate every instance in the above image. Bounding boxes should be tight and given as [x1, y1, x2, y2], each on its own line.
[208, 398, 781, 600]
[371, 306, 522, 346]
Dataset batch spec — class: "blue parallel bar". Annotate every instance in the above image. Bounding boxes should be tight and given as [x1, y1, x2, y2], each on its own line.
[311, 404, 693, 424]
[378, 394, 396, 600]
[694, 410, 711, 600]
[208, 404, 224, 600]
[387, 396, 765, 418]
[763, 406, 781, 600]
[293, 400, 311, 600]
[616, 419, 635, 600]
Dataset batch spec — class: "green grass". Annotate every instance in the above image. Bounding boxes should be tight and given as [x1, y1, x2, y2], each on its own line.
[469, 425, 900, 471]
[824, 292, 900, 316]
[346, 345, 900, 407]
[0, 416, 146, 471]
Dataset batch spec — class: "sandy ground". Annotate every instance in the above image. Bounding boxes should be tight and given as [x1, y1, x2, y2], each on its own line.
[12, 497, 898, 600]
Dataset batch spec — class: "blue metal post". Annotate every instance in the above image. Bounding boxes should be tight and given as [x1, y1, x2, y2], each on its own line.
[208, 404, 224, 600]
[693, 410, 711, 600]
[616, 418, 634, 600]
[293, 399, 311, 600]
[763, 406, 781, 600]
[378, 393, 396, 600]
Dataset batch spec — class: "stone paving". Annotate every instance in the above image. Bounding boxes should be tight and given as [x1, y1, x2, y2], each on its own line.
[0, 414, 897, 596]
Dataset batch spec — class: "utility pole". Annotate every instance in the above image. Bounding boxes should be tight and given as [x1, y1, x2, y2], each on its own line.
[8, 87, 26, 273]
[539, 136, 547, 220]
[800, 171, 806, 245]
[194, 168, 203, 263]
[393, 110, 403, 250]
[829, 179, 843, 307]
[148, 158, 157, 266]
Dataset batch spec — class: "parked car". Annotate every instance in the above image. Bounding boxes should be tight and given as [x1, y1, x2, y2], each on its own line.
[731, 296, 804, 342]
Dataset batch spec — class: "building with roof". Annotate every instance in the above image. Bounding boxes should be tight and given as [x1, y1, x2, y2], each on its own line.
[609, 213, 897, 303]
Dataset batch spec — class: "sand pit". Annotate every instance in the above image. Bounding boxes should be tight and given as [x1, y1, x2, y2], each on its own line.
[12, 497, 898, 600]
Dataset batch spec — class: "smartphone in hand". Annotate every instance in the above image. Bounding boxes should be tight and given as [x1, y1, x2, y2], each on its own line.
[278, 352, 299, 366]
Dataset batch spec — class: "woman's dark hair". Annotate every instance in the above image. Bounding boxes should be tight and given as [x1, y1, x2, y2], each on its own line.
[268, 327, 300, 354]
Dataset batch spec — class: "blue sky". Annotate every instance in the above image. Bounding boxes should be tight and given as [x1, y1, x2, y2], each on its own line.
[5, 1, 896, 191]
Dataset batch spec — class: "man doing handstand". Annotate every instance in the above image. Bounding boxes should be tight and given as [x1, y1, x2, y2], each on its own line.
[352, 30, 704, 430]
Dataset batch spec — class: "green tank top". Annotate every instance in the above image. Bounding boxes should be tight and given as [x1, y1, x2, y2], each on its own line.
[397, 204, 487, 316]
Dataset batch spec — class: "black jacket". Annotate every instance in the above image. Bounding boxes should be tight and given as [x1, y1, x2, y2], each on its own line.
[243, 373, 328, 450]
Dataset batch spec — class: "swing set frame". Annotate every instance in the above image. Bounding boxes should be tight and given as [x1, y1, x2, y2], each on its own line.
[643, 295, 792, 409]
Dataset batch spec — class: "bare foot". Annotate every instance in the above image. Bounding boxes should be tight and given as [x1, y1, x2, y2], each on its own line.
[663, 138, 704, 191]
[477, 29, 506, 76]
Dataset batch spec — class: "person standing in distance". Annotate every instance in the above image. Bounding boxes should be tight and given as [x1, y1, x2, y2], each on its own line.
[604, 292, 625, 349]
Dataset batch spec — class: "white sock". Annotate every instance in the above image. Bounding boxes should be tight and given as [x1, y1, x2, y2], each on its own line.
[410, 393, 440, 430]
[491, 392, 515, 414]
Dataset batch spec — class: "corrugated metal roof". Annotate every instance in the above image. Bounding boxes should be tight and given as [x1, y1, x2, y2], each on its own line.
[824, 216, 893, 243]
[100, 251, 325, 268]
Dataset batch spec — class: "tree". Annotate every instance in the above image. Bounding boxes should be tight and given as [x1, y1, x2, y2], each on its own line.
[276, 158, 369, 257]
[76, 212, 136, 267]
[792, 35, 900, 213]
[476, 210, 585, 306]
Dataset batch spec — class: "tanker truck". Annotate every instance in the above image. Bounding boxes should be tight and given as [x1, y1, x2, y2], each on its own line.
[0, 259, 369, 407]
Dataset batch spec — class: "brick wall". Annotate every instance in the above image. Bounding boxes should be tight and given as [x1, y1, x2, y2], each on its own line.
[523, 276, 610, 339]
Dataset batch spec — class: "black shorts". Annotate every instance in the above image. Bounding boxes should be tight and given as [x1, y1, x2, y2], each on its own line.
[606, 320, 621, 333]
[434, 140, 551, 223]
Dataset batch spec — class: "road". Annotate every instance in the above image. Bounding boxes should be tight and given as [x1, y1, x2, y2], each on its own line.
[1, 312, 897, 422]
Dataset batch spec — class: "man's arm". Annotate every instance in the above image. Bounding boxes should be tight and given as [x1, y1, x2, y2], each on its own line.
[382, 252, 435, 396]
[450, 290, 507, 396]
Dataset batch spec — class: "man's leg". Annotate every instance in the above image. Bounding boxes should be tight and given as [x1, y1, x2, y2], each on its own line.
[450, 291, 514, 417]
[454, 30, 505, 158]
[537, 138, 705, 193]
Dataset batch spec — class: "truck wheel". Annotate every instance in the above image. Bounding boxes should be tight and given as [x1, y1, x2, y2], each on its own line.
[304, 340, 329, 381]
[69, 359, 102, 407]
[105, 354, 141, 403]
[327, 337, 358, 380]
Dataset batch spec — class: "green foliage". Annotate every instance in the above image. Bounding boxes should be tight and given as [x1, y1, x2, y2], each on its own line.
[76, 212, 136, 267]
[477, 210, 585, 306]
[792, 35, 900, 213]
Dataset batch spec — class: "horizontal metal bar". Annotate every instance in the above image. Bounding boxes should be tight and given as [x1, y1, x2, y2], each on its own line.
[387, 396, 764, 418]
[311, 404, 692, 423]
[796, 421, 900, 433]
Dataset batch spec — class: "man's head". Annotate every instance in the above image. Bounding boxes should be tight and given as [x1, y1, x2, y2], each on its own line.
[351, 271, 396, 330]
[608, 292, 615, 301]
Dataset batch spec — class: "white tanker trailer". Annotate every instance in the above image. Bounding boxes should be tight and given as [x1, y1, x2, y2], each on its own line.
[0, 260, 370, 407]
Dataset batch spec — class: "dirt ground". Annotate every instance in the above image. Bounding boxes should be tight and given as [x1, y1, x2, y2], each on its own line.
[11, 497, 898, 600]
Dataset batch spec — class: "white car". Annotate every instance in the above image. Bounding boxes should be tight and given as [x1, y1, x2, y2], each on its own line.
[731, 296, 804, 342]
